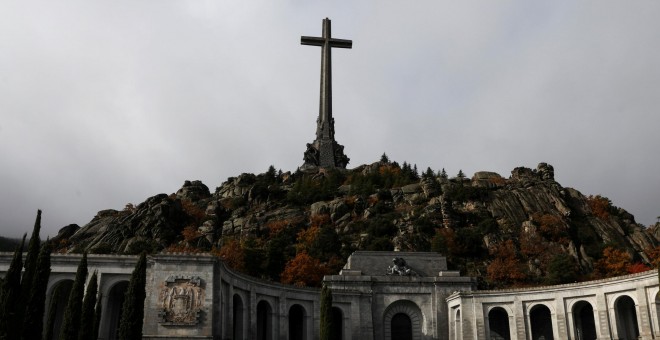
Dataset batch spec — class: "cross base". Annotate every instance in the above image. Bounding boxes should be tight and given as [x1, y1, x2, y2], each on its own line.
[301, 139, 349, 169]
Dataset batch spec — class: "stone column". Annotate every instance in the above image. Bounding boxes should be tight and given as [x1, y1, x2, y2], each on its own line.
[595, 292, 611, 340]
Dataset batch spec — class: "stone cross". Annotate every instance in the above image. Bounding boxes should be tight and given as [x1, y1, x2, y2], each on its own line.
[300, 18, 351, 169]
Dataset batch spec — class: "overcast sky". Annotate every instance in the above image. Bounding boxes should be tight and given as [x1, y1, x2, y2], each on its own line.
[1, 1, 659, 238]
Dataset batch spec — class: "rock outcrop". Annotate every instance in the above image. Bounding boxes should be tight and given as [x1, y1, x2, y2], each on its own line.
[55, 162, 659, 287]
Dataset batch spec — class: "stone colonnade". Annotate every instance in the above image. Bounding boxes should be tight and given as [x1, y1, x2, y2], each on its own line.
[2, 252, 660, 340]
[447, 270, 660, 340]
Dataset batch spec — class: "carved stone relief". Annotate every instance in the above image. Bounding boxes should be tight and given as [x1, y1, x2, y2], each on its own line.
[158, 275, 204, 326]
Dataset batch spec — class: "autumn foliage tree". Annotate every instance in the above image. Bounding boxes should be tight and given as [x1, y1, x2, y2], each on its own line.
[214, 238, 246, 272]
[594, 247, 631, 278]
[486, 240, 527, 288]
[587, 195, 613, 220]
[280, 251, 329, 287]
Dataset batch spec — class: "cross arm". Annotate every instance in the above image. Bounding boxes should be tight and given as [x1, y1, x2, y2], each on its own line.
[301, 37, 353, 49]
[301, 36, 324, 46]
[328, 38, 352, 49]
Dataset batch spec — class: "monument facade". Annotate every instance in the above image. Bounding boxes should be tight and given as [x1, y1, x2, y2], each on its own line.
[2, 251, 659, 339]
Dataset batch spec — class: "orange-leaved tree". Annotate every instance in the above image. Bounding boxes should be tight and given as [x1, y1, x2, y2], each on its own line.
[486, 239, 527, 288]
[594, 246, 631, 278]
[213, 239, 246, 272]
[280, 251, 329, 287]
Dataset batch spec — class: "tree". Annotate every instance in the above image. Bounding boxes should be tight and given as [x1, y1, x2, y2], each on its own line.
[92, 293, 103, 340]
[44, 285, 62, 340]
[422, 167, 435, 180]
[21, 240, 52, 340]
[457, 170, 466, 179]
[319, 285, 333, 340]
[594, 246, 631, 278]
[78, 271, 98, 340]
[118, 252, 148, 340]
[545, 253, 578, 285]
[19, 210, 42, 329]
[280, 252, 329, 287]
[214, 238, 246, 272]
[486, 240, 527, 288]
[0, 234, 26, 340]
[60, 253, 88, 340]
[438, 168, 448, 179]
[380, 153, 389, 163]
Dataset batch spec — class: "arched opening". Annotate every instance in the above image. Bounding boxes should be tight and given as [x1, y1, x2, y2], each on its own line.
[257, 300, 273, 340]
[391, 313, 413, 340]
[455, 309, 462, 340]
[288, 304, 306, 340]
[233, 294, 244, 340]
[45, 279, 73, 340]
[331, 307, 344, 340]
[572, 301, 597, 340]
[615, 296, 639, 340]
[103, 281, 128, 340]
[530, 305, 554, 340]
[488, 307, 511, 340]
[383, 300, 422, 340]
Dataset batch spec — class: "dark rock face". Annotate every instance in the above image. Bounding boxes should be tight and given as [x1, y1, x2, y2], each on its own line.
[58, 163, 659, 286]
[176, 180, 210, 201]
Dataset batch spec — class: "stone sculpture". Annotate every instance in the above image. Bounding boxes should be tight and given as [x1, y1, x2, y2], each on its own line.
[386, 257, 418, 276]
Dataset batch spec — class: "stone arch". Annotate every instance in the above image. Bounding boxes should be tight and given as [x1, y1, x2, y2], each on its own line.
[488, 307, 511, 340]
[455, 309, 462, 340]
[331, 306, 344, 340]
[529, 304, 554, 340]
[44, 278, 74, 340]
[256, 300, 273, 340]
[383, 300, 423, 340]
[289, 304, 307, 340]
[572, 300, 597, 340]
[101, 280, 129, 340]
[232, 293, 245, 340]
[614, 295, 639, 340]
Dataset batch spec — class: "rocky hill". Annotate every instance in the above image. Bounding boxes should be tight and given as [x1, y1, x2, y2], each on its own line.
[53, 161, 660, 288]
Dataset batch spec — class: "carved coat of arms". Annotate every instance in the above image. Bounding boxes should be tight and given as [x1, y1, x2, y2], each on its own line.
[158, 275, 204, 326]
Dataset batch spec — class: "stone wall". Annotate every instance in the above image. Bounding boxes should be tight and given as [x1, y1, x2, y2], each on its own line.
[447, 270, 660, 340]
[1, 252, 659, 340]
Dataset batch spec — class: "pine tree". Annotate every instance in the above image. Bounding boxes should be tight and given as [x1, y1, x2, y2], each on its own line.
[0, 233, 26, 340]
[22, 240, 52, 340]
[92, 293, 103, 340]
[319, 285, 333, 340]
[423, 167, 435, 180]
[78, 271, 98, 340]
[44, 285, 62, 340]
[60, 253, 88, 340]
[380, 152, 389, 163]
[118, 252, 148, 340]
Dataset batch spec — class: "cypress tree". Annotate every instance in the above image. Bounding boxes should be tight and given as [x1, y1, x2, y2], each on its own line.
[319, 285, 333, 340]
[0, 233, 26, 340]
[118, 252, 147, 340]
[44, 285, 61, 340]
[92, 293, 103, 340]
[21, 210, 42, 303]
[22, 240, 52, 340]
[78, 271, 98, 340]
[60, 253, 88, 340]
